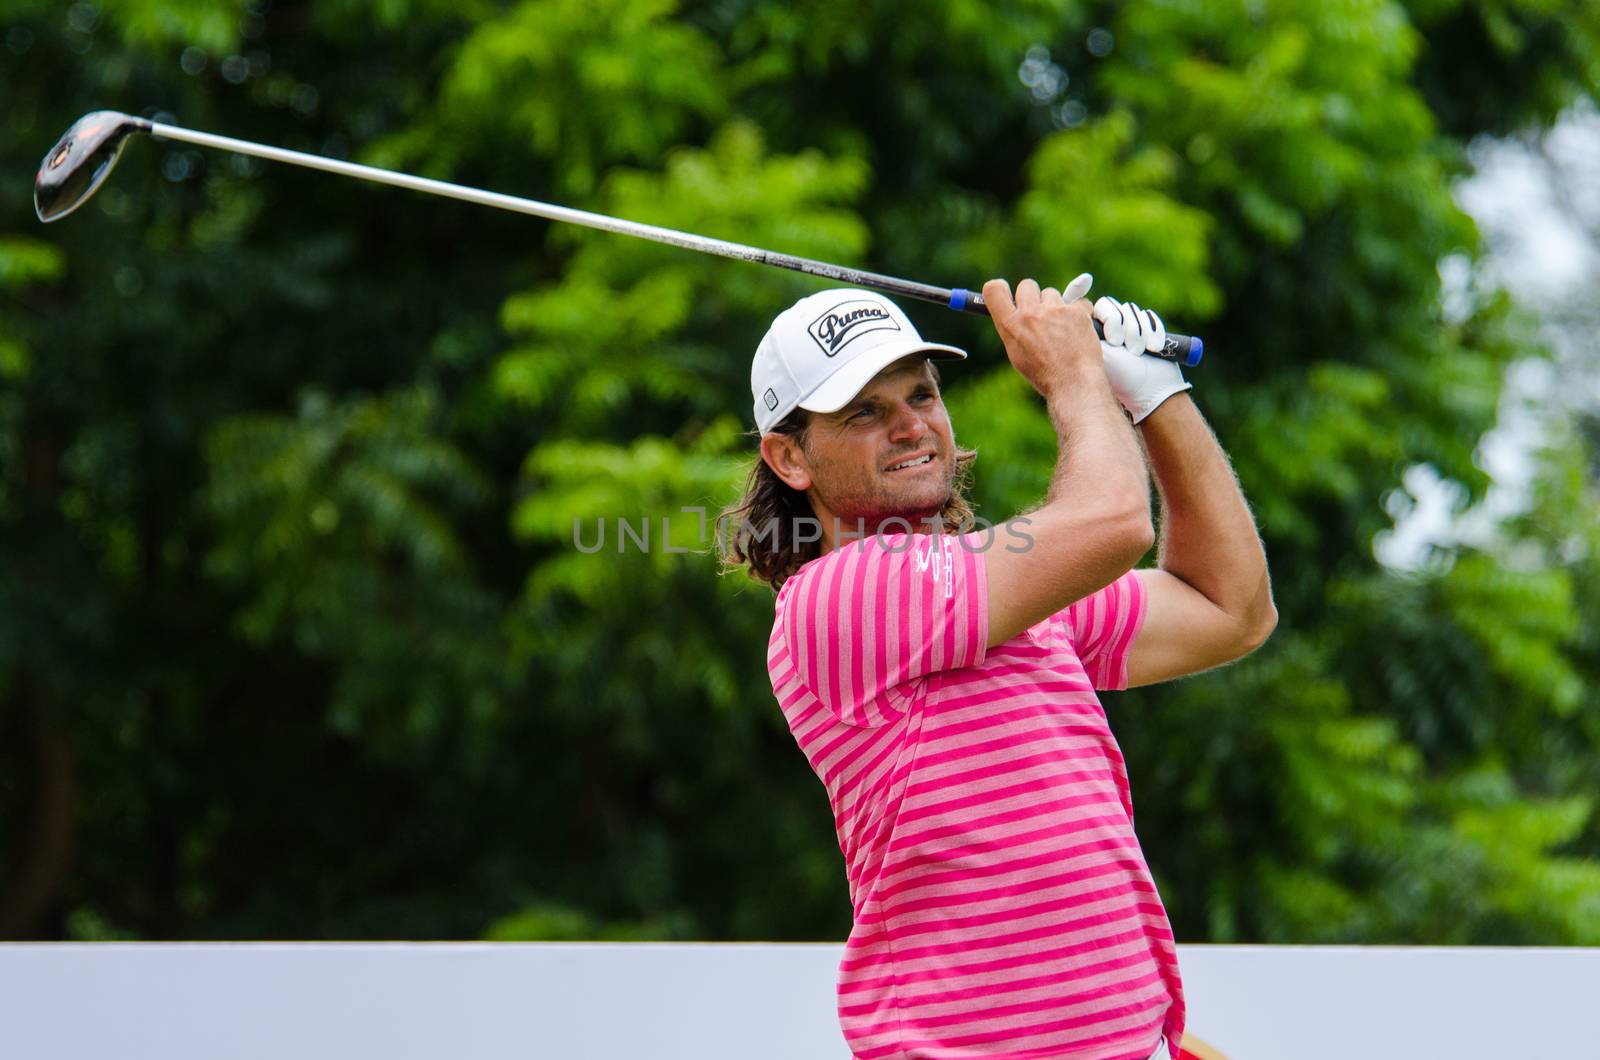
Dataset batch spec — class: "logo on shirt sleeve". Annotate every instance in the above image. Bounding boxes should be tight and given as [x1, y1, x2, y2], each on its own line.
[914, 536, 956, 599]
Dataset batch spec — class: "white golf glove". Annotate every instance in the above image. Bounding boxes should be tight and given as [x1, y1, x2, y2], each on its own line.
[1092, 295, 1192, 423]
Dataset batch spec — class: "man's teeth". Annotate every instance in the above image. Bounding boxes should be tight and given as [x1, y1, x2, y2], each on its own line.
[887, 454, 933, 471]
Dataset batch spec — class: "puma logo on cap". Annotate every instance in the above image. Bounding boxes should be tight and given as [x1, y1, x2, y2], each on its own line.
[807, 300, 901, 357]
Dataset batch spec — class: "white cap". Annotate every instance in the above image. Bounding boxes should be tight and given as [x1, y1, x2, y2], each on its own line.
[751, 289, 967, 434]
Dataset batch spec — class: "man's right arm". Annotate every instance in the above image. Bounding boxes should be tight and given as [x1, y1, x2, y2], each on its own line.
[981, 277, 1154, 648]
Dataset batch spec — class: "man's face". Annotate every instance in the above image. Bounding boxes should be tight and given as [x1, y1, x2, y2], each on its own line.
[764, 356, 958, 536]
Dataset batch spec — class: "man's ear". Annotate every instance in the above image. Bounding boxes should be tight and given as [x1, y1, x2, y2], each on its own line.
[759, 433, 813, 492]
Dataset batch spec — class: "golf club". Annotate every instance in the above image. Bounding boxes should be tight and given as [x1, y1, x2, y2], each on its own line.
[36, 110, 1202, 366]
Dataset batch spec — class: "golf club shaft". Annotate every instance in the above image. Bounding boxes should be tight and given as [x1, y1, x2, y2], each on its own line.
[145, 120, 1200, 361]
[150, 121, 960, 300]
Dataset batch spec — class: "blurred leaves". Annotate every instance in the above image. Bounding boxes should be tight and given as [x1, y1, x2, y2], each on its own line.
[1007, 109, 1220, 316]
[366, 0, 726, 195]
[492, 121, 871, 432]
[205, 386, 508, 762]
[99, 0, 252, 54]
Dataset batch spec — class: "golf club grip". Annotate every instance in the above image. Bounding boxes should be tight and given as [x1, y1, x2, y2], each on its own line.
[950, 289, 1203, 367]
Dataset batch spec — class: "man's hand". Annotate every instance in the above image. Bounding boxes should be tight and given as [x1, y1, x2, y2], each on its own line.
[983, 273, 1101, 398]
[1093, 296, 1193, 423]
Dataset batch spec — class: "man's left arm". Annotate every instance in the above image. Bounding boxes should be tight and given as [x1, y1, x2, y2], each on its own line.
[1127, 392, 1276, 687]
[1085, 294, 1276, 688]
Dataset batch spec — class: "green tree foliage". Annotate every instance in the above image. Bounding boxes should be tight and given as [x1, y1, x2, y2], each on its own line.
[1, 0, 1597, 945]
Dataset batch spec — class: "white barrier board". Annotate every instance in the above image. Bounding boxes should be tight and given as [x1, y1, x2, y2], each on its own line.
[1, 943, 1595, 1059]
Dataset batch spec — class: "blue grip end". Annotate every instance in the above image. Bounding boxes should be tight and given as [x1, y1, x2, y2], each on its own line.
[948, 288, 969, 311]
[1184, 336, 1204, 367]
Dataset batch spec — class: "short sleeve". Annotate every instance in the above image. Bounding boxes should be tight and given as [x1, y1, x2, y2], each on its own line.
[1058, 569, 1148, 691]
[780, 532, 989, 727]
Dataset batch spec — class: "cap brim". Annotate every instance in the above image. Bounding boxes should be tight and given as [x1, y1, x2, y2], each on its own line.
[797, 341, 967, 415]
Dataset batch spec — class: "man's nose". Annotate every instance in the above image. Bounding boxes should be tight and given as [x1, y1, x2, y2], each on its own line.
[886, 402, 927, 443]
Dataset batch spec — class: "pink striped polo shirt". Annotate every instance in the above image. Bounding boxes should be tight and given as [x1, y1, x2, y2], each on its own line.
[766, 530, 1184, 1060]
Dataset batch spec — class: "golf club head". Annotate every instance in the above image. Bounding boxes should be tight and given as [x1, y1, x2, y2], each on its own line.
[35, 110, 152, 223]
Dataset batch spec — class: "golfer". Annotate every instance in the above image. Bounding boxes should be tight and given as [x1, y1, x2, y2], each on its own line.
[720, 273, 1275, 1060]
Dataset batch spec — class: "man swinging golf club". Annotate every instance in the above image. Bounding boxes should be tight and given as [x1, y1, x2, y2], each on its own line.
[38, 105, 1262, 1059]
[719, 273, 1276, 1060]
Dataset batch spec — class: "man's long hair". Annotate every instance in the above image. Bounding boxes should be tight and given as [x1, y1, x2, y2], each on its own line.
[715, 405, 980, 593]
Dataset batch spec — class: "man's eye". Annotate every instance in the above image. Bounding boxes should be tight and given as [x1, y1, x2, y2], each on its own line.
[849, 408, 874, 421]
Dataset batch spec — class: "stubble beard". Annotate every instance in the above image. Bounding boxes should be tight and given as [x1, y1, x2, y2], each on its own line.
[810, 454, 957, 539]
